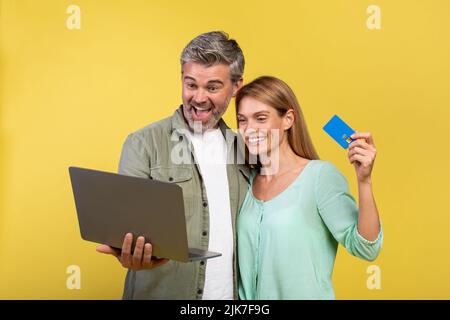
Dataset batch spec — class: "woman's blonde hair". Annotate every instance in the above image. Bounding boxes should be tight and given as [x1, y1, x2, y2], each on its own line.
[235, 76, 320, 162]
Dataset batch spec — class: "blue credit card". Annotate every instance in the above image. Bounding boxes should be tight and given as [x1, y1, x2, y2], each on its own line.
[322, 115, 355, 149]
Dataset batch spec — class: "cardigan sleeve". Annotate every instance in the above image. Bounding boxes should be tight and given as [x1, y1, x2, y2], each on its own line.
[315, 161, 383, 261]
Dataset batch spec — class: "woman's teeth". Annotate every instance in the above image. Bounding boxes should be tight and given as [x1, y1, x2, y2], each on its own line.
[248, 137, 266, 146]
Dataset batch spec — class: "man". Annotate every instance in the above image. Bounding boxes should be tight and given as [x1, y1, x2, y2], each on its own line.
[96, 31, 250, 299]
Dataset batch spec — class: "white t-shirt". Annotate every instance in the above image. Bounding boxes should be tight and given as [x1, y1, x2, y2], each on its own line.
[187, 128, 233, 300]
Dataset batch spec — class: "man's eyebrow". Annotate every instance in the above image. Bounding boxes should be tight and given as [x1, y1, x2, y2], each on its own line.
[207, 79, 224, 85]
[182, 76, 225, 86]
[183, 76, 196, 82]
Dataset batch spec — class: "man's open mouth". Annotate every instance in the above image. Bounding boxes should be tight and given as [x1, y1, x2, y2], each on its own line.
[191, 105, 213, 120]
[192, 105, 212, 113]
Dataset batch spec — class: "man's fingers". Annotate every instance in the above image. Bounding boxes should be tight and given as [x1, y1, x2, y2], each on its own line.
[132, 236, 145, 267]
[121, 233, 133, 267]
[142, 243, 153, 268]
[142, 243, 169, 269]
[97, 234, 167, 271]
[96, 245, 120, 257]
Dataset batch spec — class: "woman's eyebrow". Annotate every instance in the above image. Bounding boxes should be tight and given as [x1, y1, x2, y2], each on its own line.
[237, 111, 269, 118]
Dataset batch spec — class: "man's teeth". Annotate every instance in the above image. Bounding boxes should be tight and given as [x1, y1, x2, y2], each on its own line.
[248, 137, 266, 145]
[193, 106, 211, 113]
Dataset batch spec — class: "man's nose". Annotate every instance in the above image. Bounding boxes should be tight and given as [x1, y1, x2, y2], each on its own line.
[193, 89, 208, 105]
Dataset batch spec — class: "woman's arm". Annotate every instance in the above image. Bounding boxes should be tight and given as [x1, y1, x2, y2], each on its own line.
[348, 132, 381, 242]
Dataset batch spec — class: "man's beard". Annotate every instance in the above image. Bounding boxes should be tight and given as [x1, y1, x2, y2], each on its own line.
[183, 102, 225, 132]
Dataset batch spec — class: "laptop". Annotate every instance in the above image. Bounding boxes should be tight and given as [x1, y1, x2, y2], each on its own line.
[68, 166, 221, 263]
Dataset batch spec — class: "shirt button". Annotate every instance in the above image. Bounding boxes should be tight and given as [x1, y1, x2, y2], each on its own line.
[202, 231, 207, 236]
[197, 289, 203, 295]
[203, 202, 207, 207]
[179, 135, 183, 141]
[168, 177, 174, 182]
[200, 261, 205, 266]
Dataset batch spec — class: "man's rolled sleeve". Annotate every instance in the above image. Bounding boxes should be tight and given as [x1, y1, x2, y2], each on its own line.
[118, 133, 151, 178]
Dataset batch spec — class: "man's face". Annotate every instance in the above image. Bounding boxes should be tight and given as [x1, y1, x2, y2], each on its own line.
[181, 61, 242, 131]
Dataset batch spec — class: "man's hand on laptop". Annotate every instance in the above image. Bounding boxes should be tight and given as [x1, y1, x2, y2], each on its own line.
[96, 233, 169, 271]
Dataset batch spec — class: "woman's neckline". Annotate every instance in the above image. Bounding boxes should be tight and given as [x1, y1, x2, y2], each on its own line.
[250, 160, 315, 204]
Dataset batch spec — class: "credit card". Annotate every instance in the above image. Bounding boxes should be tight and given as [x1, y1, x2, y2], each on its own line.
[322, 115, 355, 149]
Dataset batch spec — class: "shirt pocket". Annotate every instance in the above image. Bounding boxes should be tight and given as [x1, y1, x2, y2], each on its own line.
[149, 166, 192, 183]
[149, 166, 195, 218]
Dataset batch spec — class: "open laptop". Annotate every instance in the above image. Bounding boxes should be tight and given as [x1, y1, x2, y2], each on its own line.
[68, 166, 221, 263]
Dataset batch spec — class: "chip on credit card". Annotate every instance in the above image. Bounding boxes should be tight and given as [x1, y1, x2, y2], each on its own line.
[322, 115, 355, 149]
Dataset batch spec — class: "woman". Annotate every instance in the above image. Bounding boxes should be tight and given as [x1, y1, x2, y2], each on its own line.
[235, 76, 382, 300]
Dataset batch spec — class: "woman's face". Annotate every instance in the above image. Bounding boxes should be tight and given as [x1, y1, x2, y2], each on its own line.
[237, 96, 292, 157]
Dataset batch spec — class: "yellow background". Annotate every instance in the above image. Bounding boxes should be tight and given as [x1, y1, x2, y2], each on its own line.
[1, 0, 449, 299]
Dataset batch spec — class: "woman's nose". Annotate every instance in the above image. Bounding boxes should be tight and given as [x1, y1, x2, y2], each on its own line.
[244, 127, 258, 136]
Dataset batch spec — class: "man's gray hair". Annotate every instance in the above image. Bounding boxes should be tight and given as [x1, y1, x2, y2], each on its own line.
[180, 31, 245, 83]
